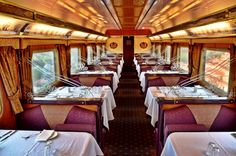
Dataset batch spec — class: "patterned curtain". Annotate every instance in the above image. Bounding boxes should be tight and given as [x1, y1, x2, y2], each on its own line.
[161, 43, 166, 58]
[0, 47, 23, 114]
[190, 43, 203, 78]
[81, 44, 87, 64]
[20, 46, 33, 101]
[57, 44, 68, 78]
[91, 44, 97, 57]
[228, 44, 236, 98]
[171, 43, 179, 63]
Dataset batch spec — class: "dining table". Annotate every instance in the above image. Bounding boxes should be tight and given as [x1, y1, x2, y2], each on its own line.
[161, 132, 236, 156]
[139, 70, 181, 92]
[34, 86, 116, 129]
[0, 129, 104, 156]
[144, 86, 224, 127]
[77, 70, 120, 92]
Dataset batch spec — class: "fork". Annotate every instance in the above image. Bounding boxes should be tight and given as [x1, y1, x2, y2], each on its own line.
[22, 132, 41, 140]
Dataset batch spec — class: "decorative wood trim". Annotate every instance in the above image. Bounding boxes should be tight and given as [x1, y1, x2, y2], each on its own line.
[0, 38, 19, 49]
[21, 39, 67, 49]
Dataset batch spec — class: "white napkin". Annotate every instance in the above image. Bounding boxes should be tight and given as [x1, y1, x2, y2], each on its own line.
[36, 130, 55, 142]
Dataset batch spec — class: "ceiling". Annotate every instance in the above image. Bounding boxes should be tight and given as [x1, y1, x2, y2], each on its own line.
[1, 0, 236, 36]
[111, 0, 147, 29]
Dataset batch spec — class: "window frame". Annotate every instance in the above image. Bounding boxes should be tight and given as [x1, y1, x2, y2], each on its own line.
[31, 48, 60, 94]
[200, 48, 230, 95]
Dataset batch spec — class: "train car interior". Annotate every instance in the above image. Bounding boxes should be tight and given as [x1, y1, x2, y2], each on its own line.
[0, 0, 236, 155]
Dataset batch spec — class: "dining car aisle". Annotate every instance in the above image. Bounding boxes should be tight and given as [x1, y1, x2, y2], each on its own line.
[104, 64, 156, 156]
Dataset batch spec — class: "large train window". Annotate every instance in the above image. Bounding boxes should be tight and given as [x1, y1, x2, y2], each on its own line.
[96, 45, 101, 59]
[87, 46, 93, 65]
[156, 45, 161, 58]
[178, 47, 189, 73]
[32, 49, 59, 94]
[165, 45, 171, 64]
[202, 49, 230, 92]
[70, 47, 82, 74]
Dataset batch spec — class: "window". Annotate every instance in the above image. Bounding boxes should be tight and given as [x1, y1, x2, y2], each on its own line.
[202, 49, 230, 92]
[70, 47, 82, 74]
[87, 46, 93, 65]
[96, 45, 101, 59]
[178, 47, 189, 73]
[165, 45, 171, 64]
[32, 49, 59, 94]
[156, 45, 161, 58]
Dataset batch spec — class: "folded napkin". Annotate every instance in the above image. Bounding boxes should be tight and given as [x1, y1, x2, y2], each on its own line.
[36, 130, 57, 142]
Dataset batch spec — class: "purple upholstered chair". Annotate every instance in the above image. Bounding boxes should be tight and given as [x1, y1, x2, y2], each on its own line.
[210, 106, 236, 131]
[141, 66, 152, 72]
[93, 78, 111, 87]
[163, 106, 207, 142]
[148, 77, 166, 87]
[60, 106, 98, 138]
[17, 106, 50, 130]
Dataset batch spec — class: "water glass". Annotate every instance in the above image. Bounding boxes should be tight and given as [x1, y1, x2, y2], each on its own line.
[205, 142, 216, 156]
[212, 147, 220, 156]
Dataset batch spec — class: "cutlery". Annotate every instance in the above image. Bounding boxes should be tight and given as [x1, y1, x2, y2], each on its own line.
[0, 130, 16, 142]
[24, 142, 39, 156]
[0, 130, 12, 138]
[22, 132, 41, 140]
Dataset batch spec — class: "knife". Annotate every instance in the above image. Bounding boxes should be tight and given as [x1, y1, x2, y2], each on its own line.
[0, 130, 12, 138]
[0, 130, 16, 142]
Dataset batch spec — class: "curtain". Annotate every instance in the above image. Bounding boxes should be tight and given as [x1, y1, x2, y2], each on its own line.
[171, 43, 179, 63]
[81, 44, 87, 63]
[91, 44, 97, 57]
[228, 44, 236, 98]
[161, 43, 166, 59]
[190, 43, 203, 78]
[0, 47, 23, 114]
[57, 44, 68, 78]
[20, 46, 33, 101]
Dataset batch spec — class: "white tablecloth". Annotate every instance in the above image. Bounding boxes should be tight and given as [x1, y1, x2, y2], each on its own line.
[144, 87, 160, 127]
[144, 86, 220, 127]
[139, 70, 180, 92]
[161, 132, 236, 156]
[34, 86, 116, 129]
[0, 130, 104, 156]
[77, 71, 119, 93]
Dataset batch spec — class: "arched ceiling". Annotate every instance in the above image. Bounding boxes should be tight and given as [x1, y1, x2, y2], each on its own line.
[1, 0, 236, 36]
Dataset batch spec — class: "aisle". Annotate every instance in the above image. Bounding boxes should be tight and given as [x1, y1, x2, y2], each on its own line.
[104, 64, 156, 156]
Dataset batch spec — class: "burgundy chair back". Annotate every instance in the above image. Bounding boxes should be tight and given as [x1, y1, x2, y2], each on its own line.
[210, 106, 236, 131]
[93, 78, 111, 87]
[17, 106, 50, 130]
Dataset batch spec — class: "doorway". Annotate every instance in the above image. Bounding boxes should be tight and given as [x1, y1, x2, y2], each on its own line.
[123, 36, 134, 68]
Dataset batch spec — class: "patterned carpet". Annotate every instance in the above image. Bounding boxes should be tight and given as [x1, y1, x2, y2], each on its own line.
[104, 64, 156, 156]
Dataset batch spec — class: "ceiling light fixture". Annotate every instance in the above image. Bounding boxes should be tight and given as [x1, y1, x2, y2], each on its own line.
[57, 1, 76, 13]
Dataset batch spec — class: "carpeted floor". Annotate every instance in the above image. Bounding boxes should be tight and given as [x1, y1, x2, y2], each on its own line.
[104, 64, 156, 156]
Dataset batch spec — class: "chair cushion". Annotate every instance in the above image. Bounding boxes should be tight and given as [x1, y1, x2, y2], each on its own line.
[65, 106, 96, 125]
[55, 123, 97, 138]
[17, 106, 50, 130]
[148, 77, 166, 87]
[210, 106, 236, 131]
[93, 78, 111, 87]
[164, 124, 207, 142]
[164, 106, 197, 126]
